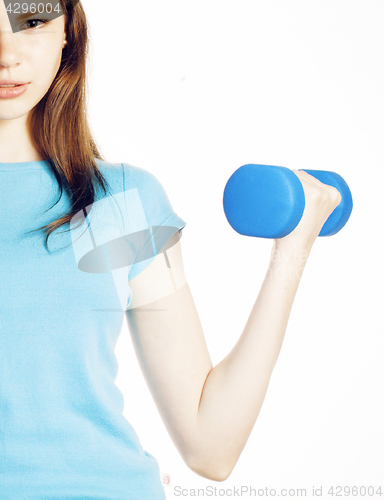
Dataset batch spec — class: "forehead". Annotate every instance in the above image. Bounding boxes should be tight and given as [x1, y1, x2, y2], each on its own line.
[2, 1, 67, 33]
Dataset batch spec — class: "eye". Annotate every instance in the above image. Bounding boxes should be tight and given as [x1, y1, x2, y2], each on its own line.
[21, 18, 49, 31]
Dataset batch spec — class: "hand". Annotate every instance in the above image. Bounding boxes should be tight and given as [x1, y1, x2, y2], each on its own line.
[275, 170, 342, 250]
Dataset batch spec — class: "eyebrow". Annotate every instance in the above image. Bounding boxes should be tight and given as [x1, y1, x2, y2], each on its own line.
[15, 11, 42, 21]
[14, 8, 58, 21]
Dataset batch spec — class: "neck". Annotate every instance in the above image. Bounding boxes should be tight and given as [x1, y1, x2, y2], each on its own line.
[0, 113, 43, 163]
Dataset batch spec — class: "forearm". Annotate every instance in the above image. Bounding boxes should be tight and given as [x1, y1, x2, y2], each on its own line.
[192, 239, 312, 479]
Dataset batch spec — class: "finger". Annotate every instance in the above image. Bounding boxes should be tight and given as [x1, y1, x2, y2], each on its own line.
[291, 169, 320, 187]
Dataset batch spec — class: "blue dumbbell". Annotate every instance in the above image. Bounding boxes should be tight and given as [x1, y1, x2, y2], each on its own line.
[223, 164, 353, 238]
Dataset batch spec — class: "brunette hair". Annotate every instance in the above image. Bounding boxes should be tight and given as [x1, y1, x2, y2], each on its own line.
[26, 0, 112, 252]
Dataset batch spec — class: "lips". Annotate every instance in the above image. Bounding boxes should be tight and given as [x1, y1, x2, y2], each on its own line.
[0, 81, 29, 86]
[0, 83, 29, 98]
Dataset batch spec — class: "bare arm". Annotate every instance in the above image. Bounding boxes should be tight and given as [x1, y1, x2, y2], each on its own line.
[126, 170, 342, 481]
[192, 237, 311, 480]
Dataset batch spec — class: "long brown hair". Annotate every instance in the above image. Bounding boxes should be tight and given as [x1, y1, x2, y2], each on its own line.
[26, 0, 112, 252]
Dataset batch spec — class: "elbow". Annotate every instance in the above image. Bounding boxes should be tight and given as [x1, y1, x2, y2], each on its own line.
[187, 456, 233, 482]
[211, 468, 233, 482]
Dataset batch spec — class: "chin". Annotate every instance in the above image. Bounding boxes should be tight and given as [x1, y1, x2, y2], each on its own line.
[0, 107, 32, 121]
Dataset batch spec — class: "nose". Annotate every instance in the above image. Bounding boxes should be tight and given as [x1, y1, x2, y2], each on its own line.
[0, 32, 22, 70]
[0, 7, 22, 69]
[0, 1, 21, 67]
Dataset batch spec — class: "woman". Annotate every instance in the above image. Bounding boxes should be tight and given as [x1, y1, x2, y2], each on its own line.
[0, 0, 342, 498]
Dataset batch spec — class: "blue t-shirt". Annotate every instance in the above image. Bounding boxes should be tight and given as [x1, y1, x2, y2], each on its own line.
[0, 158, 187, 499]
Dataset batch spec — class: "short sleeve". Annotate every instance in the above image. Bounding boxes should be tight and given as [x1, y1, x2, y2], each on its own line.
[122, 163, 187, 281]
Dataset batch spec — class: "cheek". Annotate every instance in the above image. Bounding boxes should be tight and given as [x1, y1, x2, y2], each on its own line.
[30, 43, 63, 85]
[24, 43, 63, 105]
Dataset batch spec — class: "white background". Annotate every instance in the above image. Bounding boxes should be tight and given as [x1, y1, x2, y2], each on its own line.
[83, 0, 383, 497]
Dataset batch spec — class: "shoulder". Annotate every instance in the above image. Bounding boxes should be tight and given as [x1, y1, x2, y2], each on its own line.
[94, 158, 158, 184]
[94, 159, 165, 195]
[92, 159, 186, 283]
[95, 159, 173, 202]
